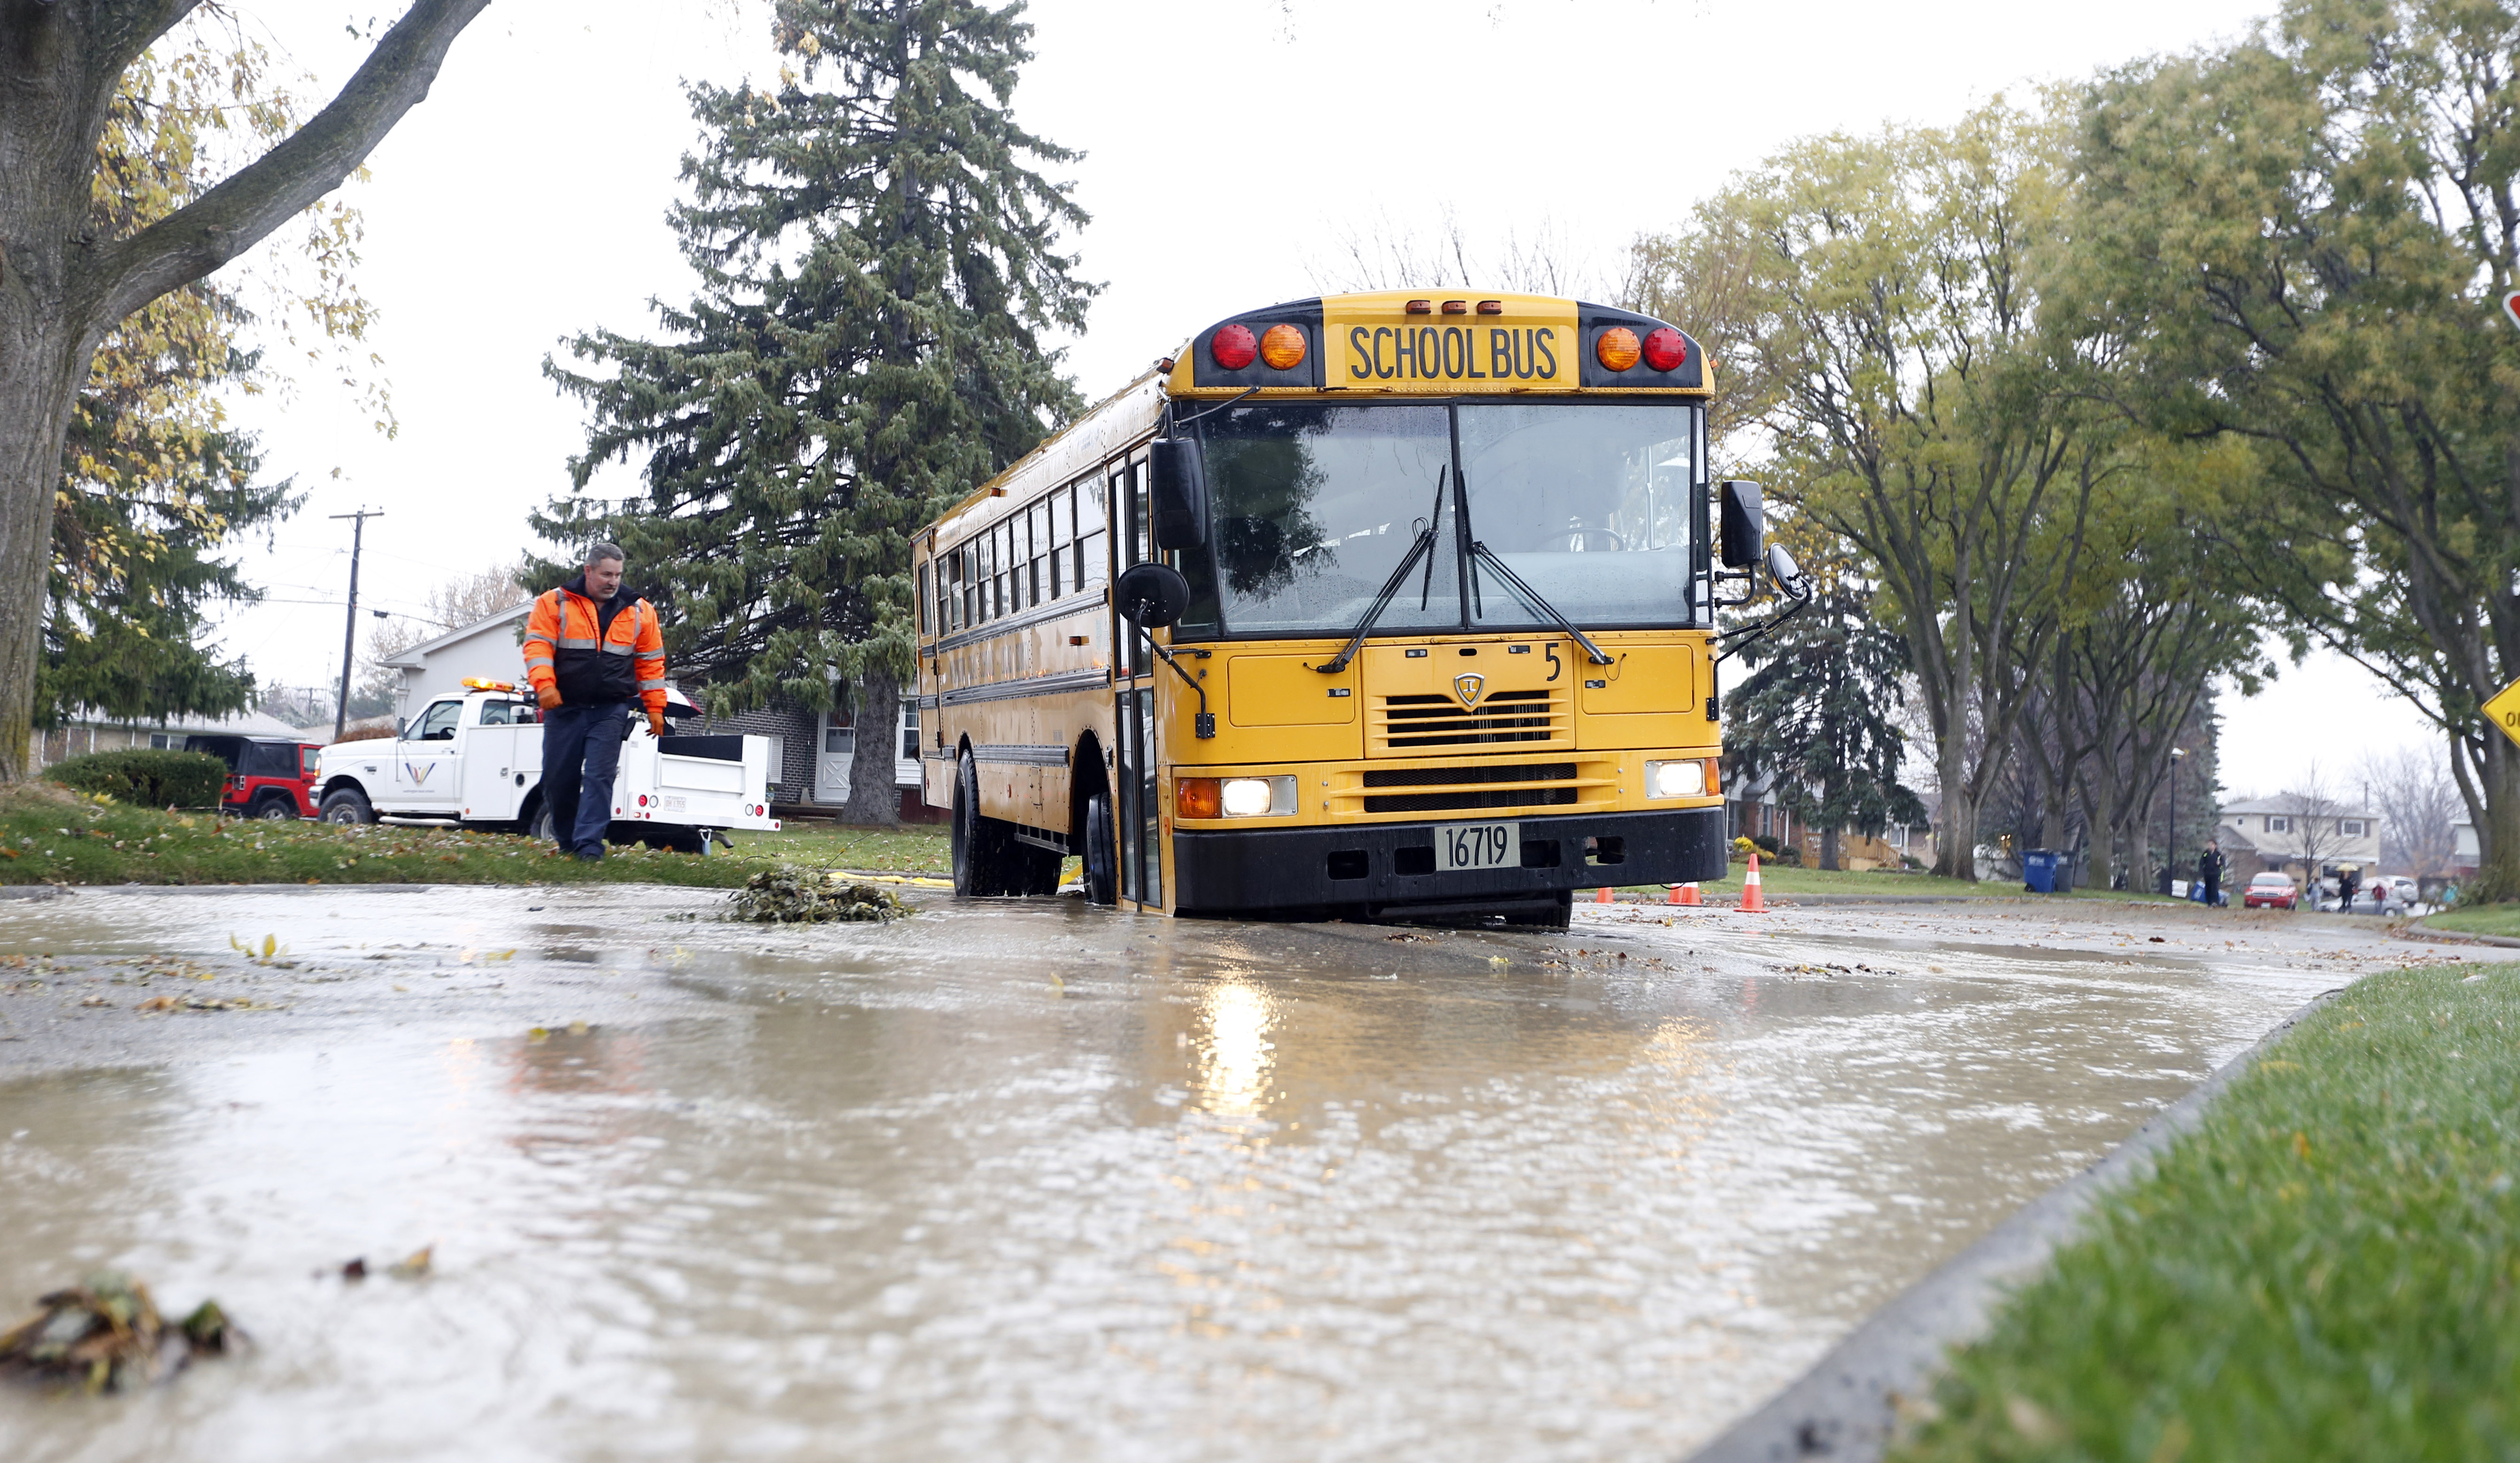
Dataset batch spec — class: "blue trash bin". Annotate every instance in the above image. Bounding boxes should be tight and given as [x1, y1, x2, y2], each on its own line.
[2023, 849, 2058, 894]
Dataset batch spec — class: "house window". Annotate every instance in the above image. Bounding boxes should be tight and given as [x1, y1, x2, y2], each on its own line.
[2265, 815, 2290, 833]
[149, 733, 177, 750]
[900, 704, 920, 761]
[2341, 819, 2366, 836]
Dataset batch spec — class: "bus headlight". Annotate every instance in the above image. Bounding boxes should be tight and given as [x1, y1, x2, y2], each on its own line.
[1646, 759, 1707, 799]
[1221, 776, 1296, 818]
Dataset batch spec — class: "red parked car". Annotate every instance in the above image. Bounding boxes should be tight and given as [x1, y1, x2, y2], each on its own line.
[2242, 871, 2298, 910]
[185, 735, 322, 819]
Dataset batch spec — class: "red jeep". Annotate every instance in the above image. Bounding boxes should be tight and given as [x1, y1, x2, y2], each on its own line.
[185, 735, 321, 820]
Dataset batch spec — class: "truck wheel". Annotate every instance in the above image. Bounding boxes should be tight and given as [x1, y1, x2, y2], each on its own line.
[251, 792, 297, 821]
[318, 788, 374, 825]
[1082, 791, 1118, 906]
[951, 752, 1019, 896]
[525, 802, 555, 843]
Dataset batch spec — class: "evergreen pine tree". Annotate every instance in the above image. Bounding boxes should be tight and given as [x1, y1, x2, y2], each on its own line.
[541, 0, 1093, 823]
[1725, 547, 1926, 871]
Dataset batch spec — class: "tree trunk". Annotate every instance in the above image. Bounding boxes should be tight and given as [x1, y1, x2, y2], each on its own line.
[0, 294, 91, 782]
[2088, 754, 2119, 890]
[1819, 822, 1840, 872]
[842, 671, 902, 827]
[2473, 733, 2520, 904]
[1934, 734, 1976, 880]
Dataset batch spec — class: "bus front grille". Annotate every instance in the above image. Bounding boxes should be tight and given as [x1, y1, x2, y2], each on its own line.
[1357, 761, 1583, 815]
[1374, 689, 1564, 752]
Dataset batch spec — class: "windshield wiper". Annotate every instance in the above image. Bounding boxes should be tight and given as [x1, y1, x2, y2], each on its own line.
[1467, 540, 1614, 666]
[1313, 469, 1448, 675]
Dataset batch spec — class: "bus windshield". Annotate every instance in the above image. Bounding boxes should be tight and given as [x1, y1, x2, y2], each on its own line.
[1177, 400, 1698, 639]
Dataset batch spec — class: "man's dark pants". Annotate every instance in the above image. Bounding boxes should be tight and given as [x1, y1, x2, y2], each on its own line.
[542, 700, 632, 858]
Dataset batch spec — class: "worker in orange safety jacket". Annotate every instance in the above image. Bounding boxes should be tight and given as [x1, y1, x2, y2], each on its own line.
[520, 542, 668, 859]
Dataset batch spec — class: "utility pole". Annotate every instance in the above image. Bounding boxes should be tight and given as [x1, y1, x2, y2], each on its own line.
[330, 508, 383, 741]
[2168, 746, 2187, 890]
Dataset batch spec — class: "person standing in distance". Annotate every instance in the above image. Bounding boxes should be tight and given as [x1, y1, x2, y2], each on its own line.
[520, 543, 667, 860]
[2199, 838, 2226, 909]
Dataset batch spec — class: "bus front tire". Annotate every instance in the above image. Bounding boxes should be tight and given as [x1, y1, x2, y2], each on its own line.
[952, 753, 1020, 896]
[1502, 890, 1573, 930]
[1083, 791, 1118, 906]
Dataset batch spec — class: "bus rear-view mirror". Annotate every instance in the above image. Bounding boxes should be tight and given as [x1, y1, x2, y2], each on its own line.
[1115, 562, 1192, 630]
[1765, 543, 1811, 600]
[1719, 480, 1764, 568]
[1149, 438, 1208, 551]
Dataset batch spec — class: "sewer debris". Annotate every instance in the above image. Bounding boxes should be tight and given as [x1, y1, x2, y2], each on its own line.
[0, 1271, 239, 1393]
[726, 869, 913, 924]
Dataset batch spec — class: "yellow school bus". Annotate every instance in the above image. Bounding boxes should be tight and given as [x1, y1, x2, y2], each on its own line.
[912, 290, 1795, 926]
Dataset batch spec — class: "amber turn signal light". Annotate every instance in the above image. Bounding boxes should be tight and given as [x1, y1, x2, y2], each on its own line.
[1176, 778, 1222, 819]
[1259, 323, 1307, 370]
[1595, 326, 1641, 372]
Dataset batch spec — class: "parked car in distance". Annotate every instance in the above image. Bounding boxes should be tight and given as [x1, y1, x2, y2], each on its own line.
[2243, 871, 2299, 910]
[184, 734, 320, 819]
[2386, 875, 2420, 906]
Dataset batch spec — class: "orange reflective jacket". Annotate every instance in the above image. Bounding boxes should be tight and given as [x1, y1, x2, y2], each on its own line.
[521, 578, 667, 713]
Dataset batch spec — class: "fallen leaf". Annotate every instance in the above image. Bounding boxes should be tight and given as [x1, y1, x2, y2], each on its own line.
[385, 1246, 432, 1280]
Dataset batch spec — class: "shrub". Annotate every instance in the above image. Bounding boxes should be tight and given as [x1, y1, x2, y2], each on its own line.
[1750, 833, 1782, 856]
[336, 725, 392, 743]
[41, 750, 228, 808]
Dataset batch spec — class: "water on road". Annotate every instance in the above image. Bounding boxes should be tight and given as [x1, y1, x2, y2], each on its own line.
[0, 886, 2476, 1461]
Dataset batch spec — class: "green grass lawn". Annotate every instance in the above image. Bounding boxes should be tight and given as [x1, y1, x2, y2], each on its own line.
[0, 788, 954, 888]
[2419, 904, 2520, 940]
[1888, 963, 2520, 1462]
[729, 818, 951, 874]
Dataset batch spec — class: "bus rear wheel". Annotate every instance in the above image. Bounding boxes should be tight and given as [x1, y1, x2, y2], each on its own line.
[1082, 791, 1117, 906]
[952, 752, 1022, 896]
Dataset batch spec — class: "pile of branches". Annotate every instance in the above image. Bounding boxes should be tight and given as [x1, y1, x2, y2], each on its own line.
[726, 868, 914, 924]
[0, 1271, 239, 1393]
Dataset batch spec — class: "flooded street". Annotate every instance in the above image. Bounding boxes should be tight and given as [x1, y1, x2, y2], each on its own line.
[0, 887, 2493, 1462]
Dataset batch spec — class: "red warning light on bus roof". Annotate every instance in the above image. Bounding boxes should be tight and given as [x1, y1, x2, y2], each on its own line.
[1642, 327, 1687, 372]
[1211, 324, 1258, 371]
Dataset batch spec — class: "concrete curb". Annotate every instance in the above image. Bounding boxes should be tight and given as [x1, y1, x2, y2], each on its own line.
[0, 885, 64, 900]
[1611, 893, 2191, 909]
[1683, 983, 2351, 1463]
[2397, 915, 2520, 949]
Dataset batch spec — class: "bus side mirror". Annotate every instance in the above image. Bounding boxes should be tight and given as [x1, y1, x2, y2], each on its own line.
[1114, 562, 1192, 630]
[1149, 438, 1208, 551]
[1719, 480, 1764, 568]
[1765, 543, 1811, 600]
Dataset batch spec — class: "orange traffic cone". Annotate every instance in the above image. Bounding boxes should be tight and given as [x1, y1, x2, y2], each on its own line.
[1676, 882, 1702, 906]
[1595, 883, 1614, 905]
[1737, 853, 1768, 913]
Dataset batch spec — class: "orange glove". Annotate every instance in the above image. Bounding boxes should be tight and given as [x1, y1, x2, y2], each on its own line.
[647, 708, 666, 738]
[538, 685, 562, 710]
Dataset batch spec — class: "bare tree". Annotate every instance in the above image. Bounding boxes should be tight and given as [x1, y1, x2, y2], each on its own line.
[2362, 744, 2462, 881]
[0, 0, 495, 781]
[1310, 206, 1604, 300]
[2284, 760, 2344, 910]
[357, 559, 531, 702]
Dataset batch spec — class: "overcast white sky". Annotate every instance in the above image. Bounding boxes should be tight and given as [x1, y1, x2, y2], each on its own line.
[198, 0, 2435, 792]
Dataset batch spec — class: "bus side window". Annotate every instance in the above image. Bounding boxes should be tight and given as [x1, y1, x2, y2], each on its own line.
[960, 542, 977, 627]
[981, 530, 998, 622]
[1127, 459, 1151, 565]
[1075, 478, 1106, 593]
[916, 561, 931, 638]
[1026, 499, 1046, 606]
[1047, 489, 1069, 599]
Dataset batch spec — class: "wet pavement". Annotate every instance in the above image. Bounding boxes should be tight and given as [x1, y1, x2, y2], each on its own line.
[0, 887, 2503, 1462]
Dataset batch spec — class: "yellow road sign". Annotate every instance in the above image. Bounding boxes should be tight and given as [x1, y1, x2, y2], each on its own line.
[2487, 676, 2520, 749]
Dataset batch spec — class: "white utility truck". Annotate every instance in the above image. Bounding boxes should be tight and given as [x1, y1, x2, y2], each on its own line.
[314, 681, 781, 852]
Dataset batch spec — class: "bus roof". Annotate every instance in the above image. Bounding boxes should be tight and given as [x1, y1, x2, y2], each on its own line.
[1166, 290, 1706, 397]
[926, 291, 1707, 535]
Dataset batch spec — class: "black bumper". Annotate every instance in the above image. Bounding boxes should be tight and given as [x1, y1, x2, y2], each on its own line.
[1172, 806, 1727, 916]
